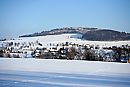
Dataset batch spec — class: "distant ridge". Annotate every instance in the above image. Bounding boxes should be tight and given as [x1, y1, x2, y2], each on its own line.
[19, 27, 130, 41]
[19, 27, 97, 37]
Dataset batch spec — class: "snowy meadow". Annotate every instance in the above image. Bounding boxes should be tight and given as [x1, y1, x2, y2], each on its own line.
[0, 58, 130, 87]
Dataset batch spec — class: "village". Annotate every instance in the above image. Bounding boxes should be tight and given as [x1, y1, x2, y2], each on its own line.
[0, 39, 130, 63]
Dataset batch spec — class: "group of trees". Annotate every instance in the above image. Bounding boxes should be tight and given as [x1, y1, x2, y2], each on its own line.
[0, 41, 130, 63]
[82, 30, 130, 41]
[32, 44, 130, 63]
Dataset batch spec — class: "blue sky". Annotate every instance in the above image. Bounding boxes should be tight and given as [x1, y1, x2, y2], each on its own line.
[0, 0, 130, 38]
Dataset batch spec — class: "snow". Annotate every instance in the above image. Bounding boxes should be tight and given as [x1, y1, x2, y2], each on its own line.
[0, 33, 130, 75]
[2, 33, 130, 48]
[1, 69, 130, 87]
[0, 58, 130, 75]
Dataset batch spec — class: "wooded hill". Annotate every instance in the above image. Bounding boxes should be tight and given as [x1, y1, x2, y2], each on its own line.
[20, 27, 130, 41]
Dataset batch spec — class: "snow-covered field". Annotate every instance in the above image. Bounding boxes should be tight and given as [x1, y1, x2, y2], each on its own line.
[0, 58, 130, 87]
[0, 58, 130, 74]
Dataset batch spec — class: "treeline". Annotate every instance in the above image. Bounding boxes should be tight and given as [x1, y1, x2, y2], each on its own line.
[82, 30, 130, 41]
